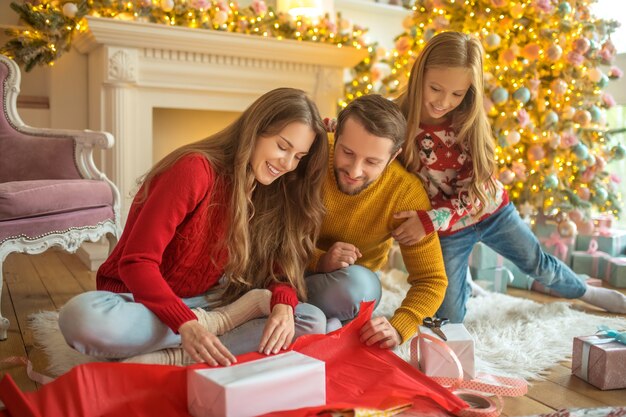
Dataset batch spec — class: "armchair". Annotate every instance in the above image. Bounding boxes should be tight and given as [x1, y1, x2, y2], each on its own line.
[0, 54, 121, 340]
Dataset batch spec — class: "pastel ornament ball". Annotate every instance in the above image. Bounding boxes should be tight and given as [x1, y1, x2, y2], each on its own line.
[568, 209, 584, 223]
[521, 43, 541, 60]
[500, 48, 517, 65]
[214, 10, 229, 25]
[491, 87, 509, 104]
[572, 37, 591, 54]
[587, 67, 603, 83]
[506, 130, 521, 146]
[527, 144, 545, 162]
[161, 0, 175, 11]
[542, 110, 559, 128]
[558, 219, 577, 238]
[573, 143, 589, 159]
[597, 74, 609, 88]
[550, 79, 567, 95]
[576, 186, 591, 201]
[546, 44, 563, 62]
[513, 87, 530, 104]
[593, 186, 608, 204]
[557, 1, 572, 16]
[572, 110, 591, 127]
[499, 169, 516, 185]
[485, 33, 502, 51]
[611, 144, 626, 160]
[543, 174, 559, 189]
[588, 106, 602, 122]
[577, 219, 595, 235]
[62, 2, 78, 18]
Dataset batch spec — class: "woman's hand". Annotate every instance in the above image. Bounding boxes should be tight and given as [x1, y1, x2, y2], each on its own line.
[392, 211, 426, 246]
[359, 316, 401, 349]
[258, 303, 295, 355]
[178, 320, 237, 366]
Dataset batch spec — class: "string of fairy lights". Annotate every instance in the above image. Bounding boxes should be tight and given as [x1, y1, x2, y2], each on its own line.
[1, 0, 367, 72]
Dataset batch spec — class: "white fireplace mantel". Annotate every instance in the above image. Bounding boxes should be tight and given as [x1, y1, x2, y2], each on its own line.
[58, 16, 366, 222]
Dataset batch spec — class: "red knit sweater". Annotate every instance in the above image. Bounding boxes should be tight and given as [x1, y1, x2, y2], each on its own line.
[97, 155, 298, 333]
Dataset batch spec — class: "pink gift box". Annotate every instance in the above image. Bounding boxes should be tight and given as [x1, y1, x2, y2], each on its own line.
[572, 335, 626, 390]
[418, 323, 475, 380]
[187, 351, 326, 417]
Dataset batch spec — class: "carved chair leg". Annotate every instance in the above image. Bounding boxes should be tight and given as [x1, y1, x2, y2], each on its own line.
[106, 233, 119, 256]
[0, 263, 10, 341]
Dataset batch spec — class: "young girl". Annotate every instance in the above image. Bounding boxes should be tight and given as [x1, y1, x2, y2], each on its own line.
[392, 31, 626, 322]
[59, 88, 330, 366]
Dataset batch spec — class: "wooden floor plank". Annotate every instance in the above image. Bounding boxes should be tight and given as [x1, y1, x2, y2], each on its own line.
[2, 254, 57, 348]
[29, 251, 85, 309]
[526, 378, 609, 409]
[0, 256, 38, 392]
[55, 252, 97, 292]
[545, 364, 626, 405]
[501, 395, 555, 416]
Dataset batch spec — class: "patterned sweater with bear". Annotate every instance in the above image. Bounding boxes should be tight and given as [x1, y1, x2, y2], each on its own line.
[413, 122, 509, 236]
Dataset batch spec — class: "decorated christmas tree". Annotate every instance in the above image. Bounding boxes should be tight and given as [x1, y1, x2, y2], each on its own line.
[345, 0, 624, 227]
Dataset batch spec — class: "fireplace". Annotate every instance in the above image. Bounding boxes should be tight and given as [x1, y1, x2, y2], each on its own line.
[55, 16, 366, 222]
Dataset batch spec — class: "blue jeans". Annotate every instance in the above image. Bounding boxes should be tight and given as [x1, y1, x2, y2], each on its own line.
[437, 202, 587, 323]
[305, 265, 382, 322]
[58, 289, 326, 359]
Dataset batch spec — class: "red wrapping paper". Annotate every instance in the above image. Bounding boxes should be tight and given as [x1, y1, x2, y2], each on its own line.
[0, 302, 468, 417]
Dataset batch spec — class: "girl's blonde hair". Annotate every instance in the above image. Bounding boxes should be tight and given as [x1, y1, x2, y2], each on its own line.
[138, 88, 328, 304]
[396, 31, 497, 214]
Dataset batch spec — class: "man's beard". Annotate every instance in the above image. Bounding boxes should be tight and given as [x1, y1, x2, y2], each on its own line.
[334, 167, 373, 196]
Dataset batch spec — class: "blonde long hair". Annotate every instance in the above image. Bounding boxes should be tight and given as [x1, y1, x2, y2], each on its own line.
[396, 31, 497, 214]
[138, 88, 328, 304]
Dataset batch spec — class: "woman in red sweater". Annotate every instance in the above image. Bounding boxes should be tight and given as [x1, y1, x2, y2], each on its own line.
[59, 88, 329, 367]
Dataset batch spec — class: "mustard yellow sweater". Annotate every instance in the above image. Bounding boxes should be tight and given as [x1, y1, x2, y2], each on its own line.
[310, 139, 448, 343]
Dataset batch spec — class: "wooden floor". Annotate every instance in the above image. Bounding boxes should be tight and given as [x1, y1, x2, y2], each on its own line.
[1, 250, 625, 416]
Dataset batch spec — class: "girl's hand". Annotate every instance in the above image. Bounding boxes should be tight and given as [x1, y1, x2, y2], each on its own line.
[359, 316, 401, 349]
[392, 211, 426, 246]
[317, 241, 362, 272]
[178, 320, 236, 366]
[258, 303, 295, 355]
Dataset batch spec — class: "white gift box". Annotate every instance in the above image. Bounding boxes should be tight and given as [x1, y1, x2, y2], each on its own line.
[187, 351, 326, 417]
[418, 323, 475, 380]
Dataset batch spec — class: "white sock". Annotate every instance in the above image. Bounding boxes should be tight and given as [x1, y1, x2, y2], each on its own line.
[122, 347, 192, 366]
[466, 267, 488, 297]
[580, 285, 626, 314]
[195, 288, 272, 336]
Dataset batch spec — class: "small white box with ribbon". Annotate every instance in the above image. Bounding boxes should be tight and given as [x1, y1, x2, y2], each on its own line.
[187, 351, 326, 417]
[418, 323, 476, 380]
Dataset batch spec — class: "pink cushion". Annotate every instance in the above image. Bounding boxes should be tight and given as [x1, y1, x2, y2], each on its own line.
[0, 180, 113, 221]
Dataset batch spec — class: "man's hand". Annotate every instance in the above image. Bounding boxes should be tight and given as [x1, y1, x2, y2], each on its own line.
[317, 242, 362, 273]
[392, 211, 426, 246]
[179, 320, 237, 366]
[359, 316, 401, 349]
[259, 304, 295, 355]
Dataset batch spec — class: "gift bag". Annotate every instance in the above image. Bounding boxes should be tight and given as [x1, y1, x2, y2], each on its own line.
[0, 302, 467, 417]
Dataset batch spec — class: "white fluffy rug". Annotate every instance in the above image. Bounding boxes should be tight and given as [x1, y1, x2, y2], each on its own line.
[30, 269, 626, 381]
[381, 269, 626, 381]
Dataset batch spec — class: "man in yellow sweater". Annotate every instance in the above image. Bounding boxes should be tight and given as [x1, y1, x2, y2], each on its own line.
[306, 94, 447, 349]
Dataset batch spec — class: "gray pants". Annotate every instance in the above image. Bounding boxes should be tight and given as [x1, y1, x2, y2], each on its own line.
[305, 264, 382, 323]
[59, 289, 326, 359]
